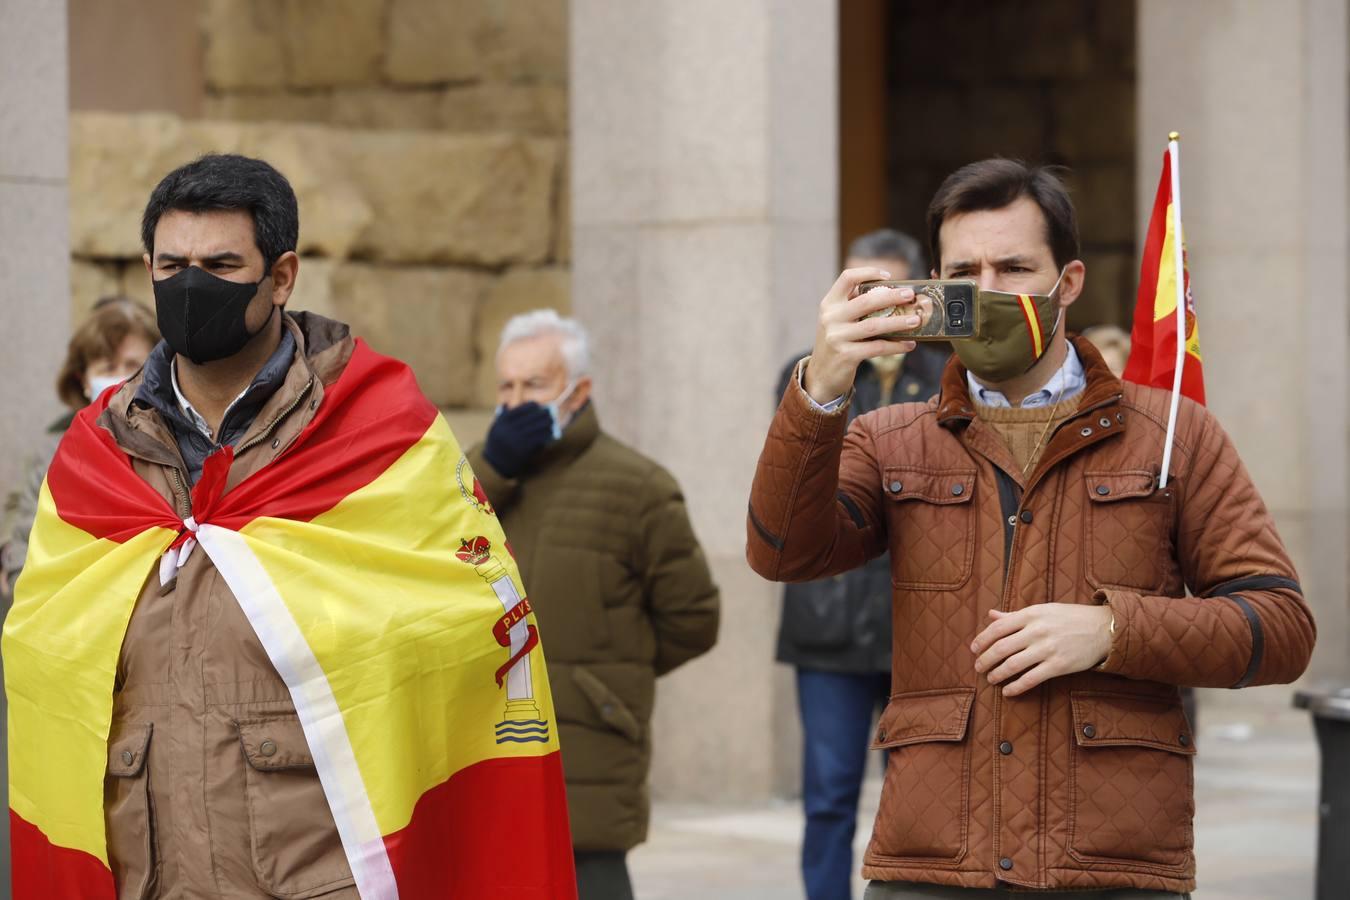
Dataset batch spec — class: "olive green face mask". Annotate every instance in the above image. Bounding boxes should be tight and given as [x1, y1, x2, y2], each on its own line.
[953, 270, 1065, 384]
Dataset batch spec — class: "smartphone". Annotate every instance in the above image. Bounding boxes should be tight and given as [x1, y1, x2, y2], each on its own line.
[855, 279, 978, 340]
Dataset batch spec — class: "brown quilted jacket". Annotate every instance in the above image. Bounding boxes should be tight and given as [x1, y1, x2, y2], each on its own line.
[746, 337, 1314, 893]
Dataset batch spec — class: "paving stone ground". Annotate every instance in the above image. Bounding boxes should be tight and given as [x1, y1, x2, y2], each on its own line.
[629, 690, 1321, 900]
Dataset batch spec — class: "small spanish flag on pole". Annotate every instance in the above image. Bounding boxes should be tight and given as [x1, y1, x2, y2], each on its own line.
[1123, 132, 1205, 487]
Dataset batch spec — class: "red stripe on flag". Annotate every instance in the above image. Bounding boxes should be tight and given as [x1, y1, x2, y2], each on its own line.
[45, 340, 439, 541]
[10, 810, 115, 900]
[1123, 150, 1172, 387]
[384, 752, 577, 899]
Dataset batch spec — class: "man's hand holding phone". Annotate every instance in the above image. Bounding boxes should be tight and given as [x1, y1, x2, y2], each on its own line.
[803, 267, 930, 405]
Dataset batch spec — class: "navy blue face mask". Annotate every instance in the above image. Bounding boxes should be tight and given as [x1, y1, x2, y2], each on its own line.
[153, 266, 273, 365]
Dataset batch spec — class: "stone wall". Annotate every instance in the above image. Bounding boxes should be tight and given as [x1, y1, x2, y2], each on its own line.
[884, 0, 1136, 329]
[69, 0, 571, 419]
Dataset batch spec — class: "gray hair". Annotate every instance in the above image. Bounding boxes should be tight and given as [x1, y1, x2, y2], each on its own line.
[497, 309, 592, 379]
[846, 228, 926, 277]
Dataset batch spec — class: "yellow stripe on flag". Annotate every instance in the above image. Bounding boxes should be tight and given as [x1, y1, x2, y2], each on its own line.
[3, 483, 176, 863]
[237, 415, 558, 837]
[1152, 199, 1183, 322]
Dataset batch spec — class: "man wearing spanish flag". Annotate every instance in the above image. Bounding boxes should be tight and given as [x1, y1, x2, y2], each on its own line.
[3, 153, 576, 898]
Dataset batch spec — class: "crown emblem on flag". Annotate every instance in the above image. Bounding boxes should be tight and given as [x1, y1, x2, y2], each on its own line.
[456, 536, 492, 565]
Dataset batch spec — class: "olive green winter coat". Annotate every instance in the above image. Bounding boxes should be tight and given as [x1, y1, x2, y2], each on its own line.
[467, 402, 720, 852]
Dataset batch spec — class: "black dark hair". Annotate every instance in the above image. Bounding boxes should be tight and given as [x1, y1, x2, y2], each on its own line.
[927, 159, 1080, 271]
[140, 153, 299, 272]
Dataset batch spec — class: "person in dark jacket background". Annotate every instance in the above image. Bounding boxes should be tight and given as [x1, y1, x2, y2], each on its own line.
[775, 229, 947, 900]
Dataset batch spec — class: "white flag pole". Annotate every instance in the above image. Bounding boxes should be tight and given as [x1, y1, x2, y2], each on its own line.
[1159, 132, 1186, 489]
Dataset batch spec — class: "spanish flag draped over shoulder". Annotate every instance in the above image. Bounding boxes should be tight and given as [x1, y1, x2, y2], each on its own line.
[3, 340, 576, 899]
[1123, 138, 1206, 405]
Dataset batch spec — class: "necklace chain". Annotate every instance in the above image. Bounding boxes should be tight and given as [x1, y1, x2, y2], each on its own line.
[1022, 383, 1068, 478]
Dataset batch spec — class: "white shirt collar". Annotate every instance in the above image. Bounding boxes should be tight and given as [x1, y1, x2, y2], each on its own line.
[170, 359, 252, 441]
[967, 343, 1087, 409]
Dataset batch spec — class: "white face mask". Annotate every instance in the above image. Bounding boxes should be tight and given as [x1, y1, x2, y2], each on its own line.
[87, 375, 124, 401]
[545, 380, 578, 440]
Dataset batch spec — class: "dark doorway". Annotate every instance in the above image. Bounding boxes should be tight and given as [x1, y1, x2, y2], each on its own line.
[841, 0, 1137, 329]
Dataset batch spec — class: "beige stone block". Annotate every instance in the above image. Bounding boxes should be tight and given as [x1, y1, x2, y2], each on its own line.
[202, 0, 286, 91]
[478, 0, 569, 84]
[239, 124, 374, 259]
[327, 263, 489, 406]
[552, 165, 571, 263]
[442, 408, 494, 446]
[203, 91, 334, 125]
[70, 259, 123, 321]
[385, 0, 485, 85]
[329, 88, 444, 131]
[119, 262, 156, 312]
[473, 266, 571, 405]
[349, 133, 559, 265]
[70, 112, 248, 258]
[285, 256, 338, 317]
[439, 83, 569, 135]
[281, 0, 384, 88]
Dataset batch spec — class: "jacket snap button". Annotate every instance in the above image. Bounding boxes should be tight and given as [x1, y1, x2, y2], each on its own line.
[951, 483, 964, 496]
[1080, 427, 1093, 437]
[1019, 510, 1032, 524]
[889, 480, 903, 493]
[999, 857, 1013, 871]
[999, 741, 1013, 755]
[1179, 733, 1190, 747]
[1099, 417, 1111, 428]
[877, 729, 887, 742]
[260, 740, 278, 757]
[1007, 514, 1016, 527]
[310, 399, 318, 410]
[1095, 485, 1110, 496]
[1116, 412, 1125, 423]
[905, 382, 920, 396]
[121, 750, 135, 766]
[271, 438, 281, 449]
[1082, 724, 1096, 739]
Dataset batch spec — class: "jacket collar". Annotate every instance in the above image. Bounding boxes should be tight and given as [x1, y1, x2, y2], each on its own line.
[937, 334, 1123, 428]
[531, 400, 601, 471]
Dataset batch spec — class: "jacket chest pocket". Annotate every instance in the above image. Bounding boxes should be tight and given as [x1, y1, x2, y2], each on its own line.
[1068, 692, 1196, 870]
[883, 467, 977, 590]
[1083, 471, 1176, 594]
[106, 724, 158, 900]
[235, 716, 356, 898]
[866, 688, 975, 862]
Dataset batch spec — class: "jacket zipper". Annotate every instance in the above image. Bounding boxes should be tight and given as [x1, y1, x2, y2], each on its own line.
[169, 466, 191, 519]
[235, 377, 314, 457]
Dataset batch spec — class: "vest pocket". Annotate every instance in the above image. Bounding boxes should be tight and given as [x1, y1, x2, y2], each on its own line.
[865, 688, 975, 862]
[1068, 691, 1196, 869]
[882, 467, 977, 590]
[106, 723, 158, 900]
[235, 715, 356, 898]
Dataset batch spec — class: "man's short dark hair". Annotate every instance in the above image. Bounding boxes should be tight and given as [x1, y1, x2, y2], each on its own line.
[926, 159, 1080, 271]
[846, 228, 926, 276]
[141, 153, 299, 272]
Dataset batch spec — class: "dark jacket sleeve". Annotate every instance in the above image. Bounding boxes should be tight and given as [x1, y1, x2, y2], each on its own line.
[746, 358, 889, 583]
[1097, 405, 1316, 688]
[464, 443, 521, 513]
[638, 465, 720, 676]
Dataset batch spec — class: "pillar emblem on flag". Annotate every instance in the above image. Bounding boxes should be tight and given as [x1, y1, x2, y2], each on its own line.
[456, 535, 550, 744]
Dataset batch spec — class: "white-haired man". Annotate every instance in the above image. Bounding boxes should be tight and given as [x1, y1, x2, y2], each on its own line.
[467, 309, 721, 900]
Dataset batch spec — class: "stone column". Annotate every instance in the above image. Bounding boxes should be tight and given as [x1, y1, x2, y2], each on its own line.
[572, 0, 838, 801]
[0, 0, 69, 882]
[0, 0, 71, 494]
[1138, 0, 1349, 683]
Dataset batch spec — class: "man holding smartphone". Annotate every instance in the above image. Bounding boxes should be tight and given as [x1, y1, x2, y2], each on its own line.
[746, 159, 1314, 898]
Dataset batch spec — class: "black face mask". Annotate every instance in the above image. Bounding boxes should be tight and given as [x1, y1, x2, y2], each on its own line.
[153, 266, 273, 365]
